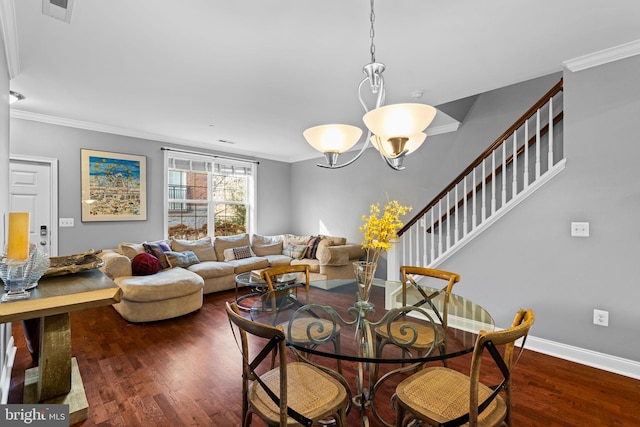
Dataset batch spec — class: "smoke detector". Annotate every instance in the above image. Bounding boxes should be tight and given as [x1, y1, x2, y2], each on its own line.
[42, 0, 74, 23]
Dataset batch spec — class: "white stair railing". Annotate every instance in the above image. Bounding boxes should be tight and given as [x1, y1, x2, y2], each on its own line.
[388, 80, 565, 282]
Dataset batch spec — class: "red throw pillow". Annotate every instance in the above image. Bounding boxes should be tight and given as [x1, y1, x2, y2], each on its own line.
[132, 252, 161, 276]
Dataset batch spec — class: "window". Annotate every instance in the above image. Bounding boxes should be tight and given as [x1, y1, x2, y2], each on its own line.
[164, 151, 256, 239]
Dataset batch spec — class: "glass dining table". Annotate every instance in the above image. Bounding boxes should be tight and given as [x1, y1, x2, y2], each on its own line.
[244, 278, 494, 427]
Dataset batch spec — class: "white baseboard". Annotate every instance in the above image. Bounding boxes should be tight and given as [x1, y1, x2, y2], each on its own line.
[524, 335, 640, 380]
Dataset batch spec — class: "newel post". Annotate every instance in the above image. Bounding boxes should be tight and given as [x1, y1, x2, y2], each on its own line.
[387, 238, 401, 281]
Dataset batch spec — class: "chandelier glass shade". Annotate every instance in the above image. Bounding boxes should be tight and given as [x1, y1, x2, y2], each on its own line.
[303, 124, 363, 154]
[363, 103, 435, 158]
[303, 0, 436, 171]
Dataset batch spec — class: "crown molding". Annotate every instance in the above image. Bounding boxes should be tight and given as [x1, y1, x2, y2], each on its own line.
[0, 0, 20, 79]
[563, 39, 640, 72]
[9, 109, 288, 162]
[427, 121, 460, 136]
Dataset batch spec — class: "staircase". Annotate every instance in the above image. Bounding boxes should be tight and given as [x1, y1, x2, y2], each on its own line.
[387, 80, 565, 282]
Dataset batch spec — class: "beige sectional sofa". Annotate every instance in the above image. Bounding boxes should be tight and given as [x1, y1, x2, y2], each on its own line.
[98, 233, 364, 322]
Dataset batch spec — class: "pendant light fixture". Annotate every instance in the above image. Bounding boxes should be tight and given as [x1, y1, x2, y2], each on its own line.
[303, 0, 436, 171]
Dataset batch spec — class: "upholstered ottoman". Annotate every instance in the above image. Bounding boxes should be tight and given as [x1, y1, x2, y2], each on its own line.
[112, 267, 204, 323]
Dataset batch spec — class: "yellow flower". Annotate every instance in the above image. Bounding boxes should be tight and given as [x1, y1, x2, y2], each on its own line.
[359, 200, 412, 266]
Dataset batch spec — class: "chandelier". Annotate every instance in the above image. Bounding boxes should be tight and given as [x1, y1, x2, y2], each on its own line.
[303, 0, 436, 171]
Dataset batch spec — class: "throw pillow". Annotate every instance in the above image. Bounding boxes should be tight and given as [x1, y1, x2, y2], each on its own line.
[233, 245, 253, 260]
[283, 244, 307, 260]
[119, 242, 146, 260]
[165, 250, 200, 268]
[284, 234, 310, 247]
[252, 234, 284, 256]
[171, 236, 217, 261]
[223, 245, 255, 261]
[143, 242, 170, 269]
[131, 252, 161, 276]
[305, 236, 323, 259]
[214, 233, 251, 261]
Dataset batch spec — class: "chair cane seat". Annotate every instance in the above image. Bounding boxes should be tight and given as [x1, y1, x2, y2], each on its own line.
[280, 317, 341, 344]
[396, 366, 506, 426]
[251, 362, 347, 425]
[375, 320, 442, 350]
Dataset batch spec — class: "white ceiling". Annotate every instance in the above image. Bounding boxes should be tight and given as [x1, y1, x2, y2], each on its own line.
[7, 0, 640, 163]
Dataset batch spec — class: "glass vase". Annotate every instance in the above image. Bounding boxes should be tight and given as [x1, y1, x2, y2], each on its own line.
[353, 261, 376, 310]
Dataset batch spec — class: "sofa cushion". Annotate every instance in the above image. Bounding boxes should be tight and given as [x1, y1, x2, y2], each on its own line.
[283, 244, 307, 260]
[165, 250, 200, 268]
[115, 267, 203, 302]
[318, 235, 347, 246]
[131, 253, 161, 276]
[187, 261, 235, 280]
[252, 234, 283, 256]
[119, 242, 146, 260]
[143, 242, 171, 269]
[227, 256, 269, 274]
[263, 254, 292, 267]
[171, 237, 217, 261]
[214, 233, 251, 261]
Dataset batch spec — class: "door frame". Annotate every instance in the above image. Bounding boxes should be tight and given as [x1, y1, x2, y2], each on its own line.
[9, 154, 59, 256]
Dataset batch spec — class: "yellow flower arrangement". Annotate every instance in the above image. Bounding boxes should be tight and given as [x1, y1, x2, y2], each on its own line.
[354, 200, 412, 306]
[360, 200, 412, 266]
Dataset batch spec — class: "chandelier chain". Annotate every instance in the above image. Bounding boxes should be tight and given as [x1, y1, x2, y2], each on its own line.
[369, 0, 376, 63]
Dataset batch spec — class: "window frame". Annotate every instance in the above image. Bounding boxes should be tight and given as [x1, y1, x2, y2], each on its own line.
[163, 150, 256, 239]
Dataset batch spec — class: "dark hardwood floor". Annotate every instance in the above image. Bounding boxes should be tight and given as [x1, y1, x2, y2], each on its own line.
[8, 284, 640, 426]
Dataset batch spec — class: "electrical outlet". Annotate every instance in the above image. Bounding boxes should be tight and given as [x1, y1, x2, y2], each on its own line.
[571, 222, 589, 237]
[593, 309, 608, 327]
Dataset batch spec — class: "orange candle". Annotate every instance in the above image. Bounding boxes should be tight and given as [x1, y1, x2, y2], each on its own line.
[7, 212, 30, 261]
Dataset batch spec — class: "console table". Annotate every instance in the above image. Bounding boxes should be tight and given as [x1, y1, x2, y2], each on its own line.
[0, 269, 121, 424]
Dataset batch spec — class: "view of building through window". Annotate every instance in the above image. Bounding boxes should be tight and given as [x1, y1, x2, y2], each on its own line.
[166, 152, 254, 239]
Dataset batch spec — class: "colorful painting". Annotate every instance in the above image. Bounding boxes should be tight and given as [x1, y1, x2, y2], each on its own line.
[81, 149, 147, 221]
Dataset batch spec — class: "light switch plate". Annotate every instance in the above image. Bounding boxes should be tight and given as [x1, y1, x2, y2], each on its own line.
[59, 218, 74, 227]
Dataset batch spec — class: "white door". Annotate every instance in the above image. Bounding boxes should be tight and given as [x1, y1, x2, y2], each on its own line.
[9, 160, 54, 255]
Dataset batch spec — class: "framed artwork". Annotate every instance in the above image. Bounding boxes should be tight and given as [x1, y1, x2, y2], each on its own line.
[81, 149, 147, 222]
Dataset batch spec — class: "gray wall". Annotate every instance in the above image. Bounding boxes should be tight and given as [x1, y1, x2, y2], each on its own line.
[436, 55, 640, 361]
[9, 121, 292, 254]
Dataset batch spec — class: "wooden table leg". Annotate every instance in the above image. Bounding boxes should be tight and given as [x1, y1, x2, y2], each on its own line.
[23, 313, 89, 424]
[39, 313, 72, 400]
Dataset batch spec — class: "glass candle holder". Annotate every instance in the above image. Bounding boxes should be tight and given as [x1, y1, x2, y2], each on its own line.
[1, 244, 49, 302]
[1, 258, 30, 302]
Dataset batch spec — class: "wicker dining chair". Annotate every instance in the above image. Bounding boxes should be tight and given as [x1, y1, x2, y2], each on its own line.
[261, 264, 342, 374]
[374, 266, 460, 364]
[393, 308, 535, 427]
[225, 301, 348, 426]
